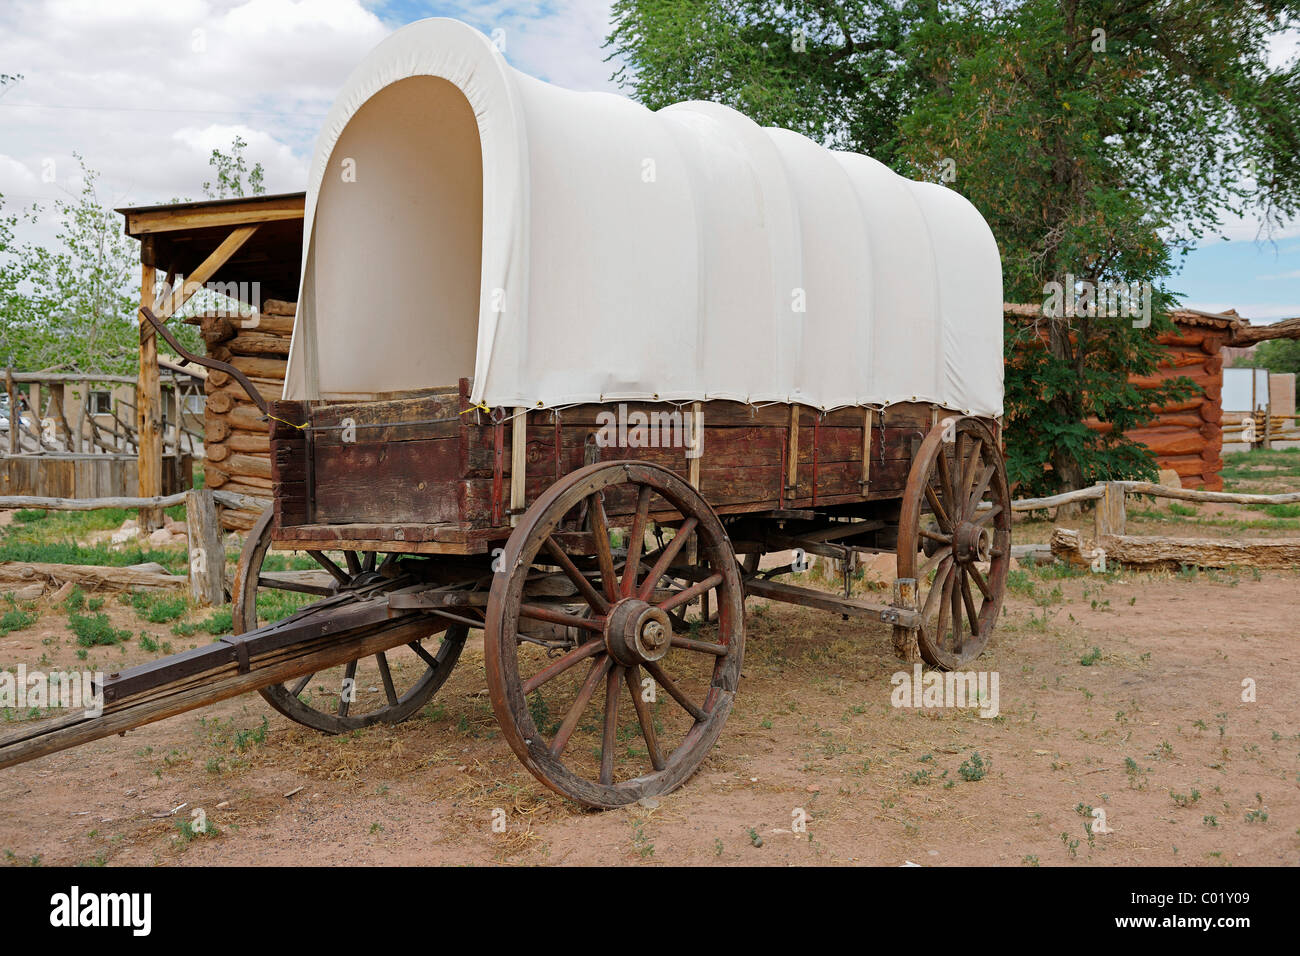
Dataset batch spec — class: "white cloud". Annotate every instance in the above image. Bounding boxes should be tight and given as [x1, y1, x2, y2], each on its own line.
[431, 0, 618, 91]
[0, 0, 388, 211]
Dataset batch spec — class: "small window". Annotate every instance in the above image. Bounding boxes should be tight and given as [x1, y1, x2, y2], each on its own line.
[89, 391, 112, 415]
[182, 393, 204, 414]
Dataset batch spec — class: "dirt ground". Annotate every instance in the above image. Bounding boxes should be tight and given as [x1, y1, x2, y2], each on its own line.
[1, 543, 1296, 866]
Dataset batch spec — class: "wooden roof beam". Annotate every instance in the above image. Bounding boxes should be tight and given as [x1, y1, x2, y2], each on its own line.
[155, 225, 259, 320]
[122, 195, 303, 237]
[1228, 315, 1300, 347]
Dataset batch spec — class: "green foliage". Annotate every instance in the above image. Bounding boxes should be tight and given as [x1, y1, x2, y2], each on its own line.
[958, 751, 989, 782]
[607, 1, 1300, 494]
[171, 607, 232, 638]
[130, 592, 188, 624]
[0, 595, 37, 636]
[202, 135, 266, 200]
[0, 134, 274, 375]
[0, 156, 159, 374]
[68, 613, 130, 648]
[1237, 338, 1300, 375]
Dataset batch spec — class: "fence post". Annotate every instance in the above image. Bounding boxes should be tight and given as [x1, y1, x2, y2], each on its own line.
[186, 488, 225, 606]
[1094, 482, 1127, 538]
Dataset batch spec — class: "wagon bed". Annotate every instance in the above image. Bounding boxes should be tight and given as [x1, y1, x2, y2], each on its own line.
[267, 380, 944, 554]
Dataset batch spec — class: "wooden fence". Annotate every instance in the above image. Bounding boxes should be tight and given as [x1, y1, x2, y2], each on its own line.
[0, 489, 262, 605]
[1010, 480, 1300, 570]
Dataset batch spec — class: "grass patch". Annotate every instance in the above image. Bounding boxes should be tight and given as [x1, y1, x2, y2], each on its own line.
[0, 596, 38, 636]
[130, 592, 189, 624]
[68, 613, 131, 648]
[172, 608, 233, 638]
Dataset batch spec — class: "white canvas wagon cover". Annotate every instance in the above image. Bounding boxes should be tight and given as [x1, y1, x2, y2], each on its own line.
[285, 18, 1004, 416]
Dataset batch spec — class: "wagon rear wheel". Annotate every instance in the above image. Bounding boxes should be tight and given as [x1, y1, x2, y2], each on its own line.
[484, 461, 744, 808]
[895, 417, 1010, 670]
[233, 509, 466, 734]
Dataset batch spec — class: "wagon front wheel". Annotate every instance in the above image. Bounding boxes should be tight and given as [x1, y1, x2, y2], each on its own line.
[233, 508, 467, 734]
[895, 417, 1011, 670]
[484, 461, 744, 808]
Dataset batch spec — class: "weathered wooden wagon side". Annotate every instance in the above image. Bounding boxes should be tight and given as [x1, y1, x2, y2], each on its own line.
[265, 383, 944, 550]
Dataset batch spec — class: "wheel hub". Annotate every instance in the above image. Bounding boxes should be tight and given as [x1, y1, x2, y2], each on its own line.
[604, 599, 673, 666]
[953, 522, 992, 563]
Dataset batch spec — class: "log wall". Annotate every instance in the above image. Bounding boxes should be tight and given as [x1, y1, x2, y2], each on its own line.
[187, 300, 295, 531]
[1010, 306, 1234, 492]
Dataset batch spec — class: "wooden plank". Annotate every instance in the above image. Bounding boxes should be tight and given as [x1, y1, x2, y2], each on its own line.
[510, 408, 527, 526]
[137, 262, 163, 529]
[1094, 482, 1127, 538]
[312, 438, 463, 524]
[786, 405, 800, 493]
[861, 407, 872, 494]
[186, 489, 225, 606]
[122, 195, 304, 236]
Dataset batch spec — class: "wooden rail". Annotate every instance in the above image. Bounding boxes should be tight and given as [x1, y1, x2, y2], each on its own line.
[0, 489, 265, 604]
[1010, 480, 1300, 571]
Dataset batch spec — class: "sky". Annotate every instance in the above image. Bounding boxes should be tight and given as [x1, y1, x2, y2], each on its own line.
[0, 0, 1296, 324]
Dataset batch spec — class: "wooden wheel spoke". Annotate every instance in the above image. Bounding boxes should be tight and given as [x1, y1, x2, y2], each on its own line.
[375, 652, 399, 707]
[408, 640, 439, 669]
[306, 550, 350, 586]
[973, 504, 1003, 527]
[587, 491, 619, 603]
[918, 527, 951, 546]
[658, 572, 723, 614]
[924, 483, 953, 532]
[922, 556, 954, 621]
[935, 562, 956, 645]
[522, 639, 604, 695]
[936, 448, 957, 513]
[636, 517, 698, 601]
[343, 551, 362, 576]
[967, 562, 993, 601]
[542, 537, 610, 615]
[959, 438, 984, 514]
[918, 546, 953, 582]
[670, 635, 729, 656]
[363, 552, 377, 573]
[549, 655, 613, 758]
[338, 659, 358, 717]
[966, 464, 996, 516]
[600, 664, 624, 785]
[620, 485, 653, 598]
[519, 603, 604, 633]
[949, 570, 964, 649]
[960, 570, 980, 639]
[644, 661, 708, 723]
[625, 665, 665, 771]
[289, 673, 314, 698]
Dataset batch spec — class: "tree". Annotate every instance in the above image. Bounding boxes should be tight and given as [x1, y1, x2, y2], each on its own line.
[0, 156, 205, 375]
[0, 156, 141, 374]
[202, 135, 266, 199]
[1238, 338, 1300, 375]
[607, 0, 1300, 494]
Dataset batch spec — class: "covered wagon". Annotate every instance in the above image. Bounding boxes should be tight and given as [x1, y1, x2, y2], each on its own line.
[4, 18, 1011, 808]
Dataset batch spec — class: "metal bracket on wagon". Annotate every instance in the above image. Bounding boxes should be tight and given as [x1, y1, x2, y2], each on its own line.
[138, 305, 269, 415]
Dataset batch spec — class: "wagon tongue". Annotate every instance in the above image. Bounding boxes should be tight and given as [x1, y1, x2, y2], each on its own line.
[0, 584, 451, 771]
